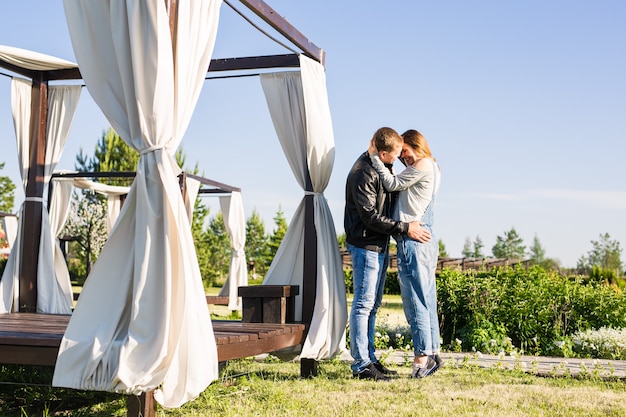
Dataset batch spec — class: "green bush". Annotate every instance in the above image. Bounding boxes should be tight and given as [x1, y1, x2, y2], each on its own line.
[67, 258, 87, 286]
[437, 265, 626, 356]
[589, 266, 626, 290]
[0, 256, 6, 277]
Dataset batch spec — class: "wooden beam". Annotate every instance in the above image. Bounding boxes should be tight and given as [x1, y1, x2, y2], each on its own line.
[19, 75, 48, 313]
[208, 54, 300, 72]
[0, 59, 38, 79]
[238, 0, 325, 66]
[43, 67, 82, 81]
[300, 171, 318, 378]
[0, 59, 82, 81]
[3, 54, 300, 82]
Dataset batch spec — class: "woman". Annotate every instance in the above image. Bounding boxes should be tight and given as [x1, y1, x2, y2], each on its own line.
[369, 129, 442, 378]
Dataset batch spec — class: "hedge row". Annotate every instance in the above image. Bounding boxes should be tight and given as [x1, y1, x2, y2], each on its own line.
[437, 266, 626, 355]
[344, 265, 626, 357]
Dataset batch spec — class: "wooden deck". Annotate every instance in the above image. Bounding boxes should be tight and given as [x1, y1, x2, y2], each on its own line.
[0, 313, 306, 366]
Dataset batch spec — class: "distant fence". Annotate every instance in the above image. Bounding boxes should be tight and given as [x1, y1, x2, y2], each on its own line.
[340, 250, 530, 272]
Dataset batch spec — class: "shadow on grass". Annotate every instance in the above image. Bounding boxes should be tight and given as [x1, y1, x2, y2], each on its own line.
[219, 357, 350, 383]
[0, 365, 125, 417]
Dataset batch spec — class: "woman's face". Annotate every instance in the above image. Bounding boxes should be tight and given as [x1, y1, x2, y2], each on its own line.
[400, 144, 419, 166]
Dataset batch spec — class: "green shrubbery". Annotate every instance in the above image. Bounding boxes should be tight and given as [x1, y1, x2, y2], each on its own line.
[437, 265, 626, 358]
[352, 265, 626, 360]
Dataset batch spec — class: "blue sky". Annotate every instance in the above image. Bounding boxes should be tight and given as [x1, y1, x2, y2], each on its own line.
[1, 1, 625, 268]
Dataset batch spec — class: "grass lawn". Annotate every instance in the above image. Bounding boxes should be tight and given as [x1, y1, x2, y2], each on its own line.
[6, 292, 624, 416]
[3, 358, 624, 416]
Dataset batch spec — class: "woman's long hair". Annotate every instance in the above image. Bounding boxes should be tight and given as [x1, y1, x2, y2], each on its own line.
[402, 129, 435, 161]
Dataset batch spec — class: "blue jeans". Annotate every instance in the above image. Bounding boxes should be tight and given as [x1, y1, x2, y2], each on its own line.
[396, 234, 440, 356]
[347, 243, 389, 373]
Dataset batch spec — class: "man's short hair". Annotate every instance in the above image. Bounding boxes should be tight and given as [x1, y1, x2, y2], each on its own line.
[372, 127, 403, 152]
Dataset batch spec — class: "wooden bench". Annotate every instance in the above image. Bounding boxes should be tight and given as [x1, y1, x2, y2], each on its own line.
[205, 295, 230, 305]
[0, 313, 306, 366]
[0, 285, 305, 416]
[0, 313, 306, 416]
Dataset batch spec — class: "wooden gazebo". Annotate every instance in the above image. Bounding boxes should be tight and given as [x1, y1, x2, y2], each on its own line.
[0, 1, 345, 415]
[1, 0, 322, 324]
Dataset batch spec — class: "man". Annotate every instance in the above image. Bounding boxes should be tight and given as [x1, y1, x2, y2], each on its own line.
[344, 127, 431, 381]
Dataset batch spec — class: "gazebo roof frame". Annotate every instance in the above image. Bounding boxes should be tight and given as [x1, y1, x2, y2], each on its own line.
[1, 0, 322, 329]
[0, 0, 324, 82]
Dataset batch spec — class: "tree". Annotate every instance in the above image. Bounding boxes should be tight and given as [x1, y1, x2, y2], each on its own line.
[337, 233, 346, 249]
[245, 209, 269, 279]
[76, 128, 138, 174]
[462, 237, 473, 258]
[76, 127, 186, 177]
[438, 239, 448, 258]
[75, 128, 138, 202]
[199, 213, 231, 287]
[577, 233, 623, 277]
[61, 195, 107, 276]
[0, 162, 15, 213]
[529, 235, 546, 264]
[462, 235, 484, 258]
[528, 234, 560, 271]
[268, 207, 288, 260]
[492, 227, 526, 259]
[473, 236, 484, 258]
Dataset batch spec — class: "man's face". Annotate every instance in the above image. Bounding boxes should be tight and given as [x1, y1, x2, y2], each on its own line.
[379, 143, 402, 165]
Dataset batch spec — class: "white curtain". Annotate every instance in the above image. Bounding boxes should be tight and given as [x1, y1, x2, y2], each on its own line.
[0, 80, 80, 314]
[183, 177, 201, 221]
[0, 78, 30, 313]
[218, 191, 247, 311]
[260, 55, 347, 360]
[37, 85, 82, 314]
[39, 177, 74, 313]
[0, 45, 78, 72]
[54, 0, 222, 409]
[1, 216, 17, 247]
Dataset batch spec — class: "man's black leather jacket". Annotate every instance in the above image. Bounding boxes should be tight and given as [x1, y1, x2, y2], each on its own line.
[344, 152, 409, 253]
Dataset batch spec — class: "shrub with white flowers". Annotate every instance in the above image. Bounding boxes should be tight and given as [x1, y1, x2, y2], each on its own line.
[571, 327, 626, 360]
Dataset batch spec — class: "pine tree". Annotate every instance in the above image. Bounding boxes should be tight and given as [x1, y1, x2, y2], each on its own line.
[462, 237, 473, 258]
[268, 207, 288, 260]
[473, 235, 484, 258]
[529, 235, 546, 265]
[492, 227, 526, 259]
[438, 239, 448, 258]
[76, 128, 138, 174]
[246, 210, 269, 279]
[200, 213, 231, 287]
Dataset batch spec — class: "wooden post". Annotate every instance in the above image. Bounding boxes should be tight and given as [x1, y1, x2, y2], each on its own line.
[239, 285, 299, 323]
[19, 75, 47, 313]
[300, 174, 318, 378]
[127, 391, 155, 417]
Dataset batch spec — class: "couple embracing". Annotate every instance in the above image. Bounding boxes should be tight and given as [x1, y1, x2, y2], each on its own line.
[344, 127, 442, 380]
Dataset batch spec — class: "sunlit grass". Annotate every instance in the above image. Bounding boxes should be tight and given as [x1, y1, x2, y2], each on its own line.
[159, 358, 626, 417]
[3, 352, 625, 416]
[6, 293, 624, 416]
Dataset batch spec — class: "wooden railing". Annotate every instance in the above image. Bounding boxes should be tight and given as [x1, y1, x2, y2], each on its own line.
[340, 250, 530, 272]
